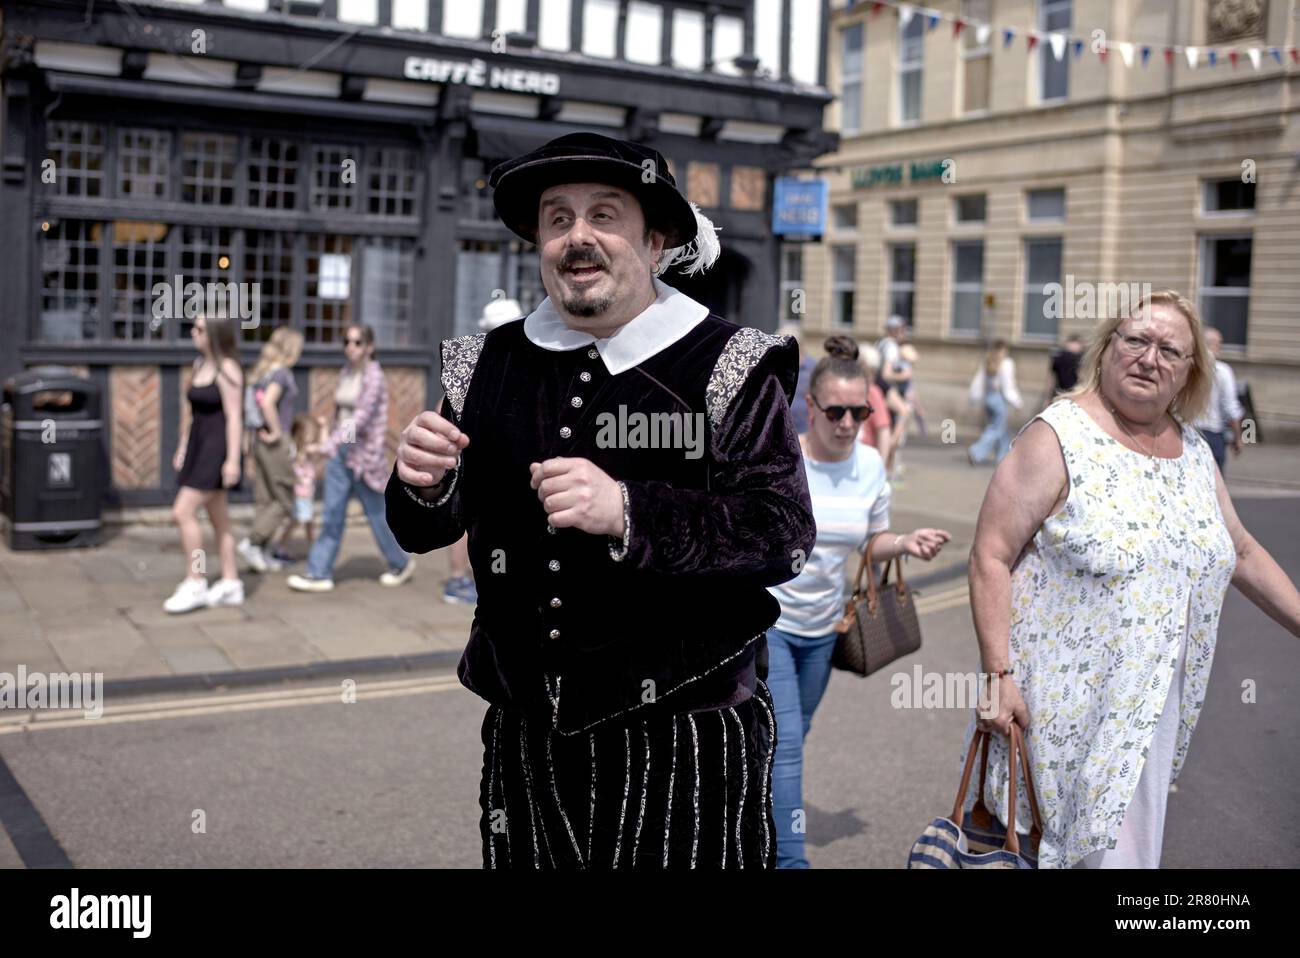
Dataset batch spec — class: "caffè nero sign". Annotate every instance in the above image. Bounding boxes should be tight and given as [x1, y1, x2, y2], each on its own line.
[403, 56, 561, 95]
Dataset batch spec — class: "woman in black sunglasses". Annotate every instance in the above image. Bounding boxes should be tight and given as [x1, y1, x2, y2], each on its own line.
[765, 335, 951, 868]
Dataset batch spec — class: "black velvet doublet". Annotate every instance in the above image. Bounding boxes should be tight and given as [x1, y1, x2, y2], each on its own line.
[385, 313, 815, 737]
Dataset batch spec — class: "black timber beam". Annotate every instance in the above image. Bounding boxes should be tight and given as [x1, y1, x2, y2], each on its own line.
[3, 0, 830, 130]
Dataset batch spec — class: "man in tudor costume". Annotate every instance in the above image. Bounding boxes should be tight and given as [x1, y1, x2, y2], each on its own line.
[385, 133, 815, 869]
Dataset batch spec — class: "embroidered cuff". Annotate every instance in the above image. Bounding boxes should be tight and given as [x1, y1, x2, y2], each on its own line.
[402, 458, 459, 508]
[608, 480, 630, 562]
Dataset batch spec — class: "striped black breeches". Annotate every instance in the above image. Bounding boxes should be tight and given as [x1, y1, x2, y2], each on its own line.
[478, 679, 778, 870]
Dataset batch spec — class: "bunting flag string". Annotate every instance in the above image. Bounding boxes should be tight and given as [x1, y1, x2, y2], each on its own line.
[851, 0, 1297, 73]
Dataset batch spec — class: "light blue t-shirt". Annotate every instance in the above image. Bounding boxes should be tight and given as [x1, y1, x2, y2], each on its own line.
[769, 441, 892, 637]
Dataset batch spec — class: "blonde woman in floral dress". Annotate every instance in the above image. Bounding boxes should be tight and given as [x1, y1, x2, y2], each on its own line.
[966, 290, 1300, 868]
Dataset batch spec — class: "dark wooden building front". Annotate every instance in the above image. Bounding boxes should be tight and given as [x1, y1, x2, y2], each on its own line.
[0, 0, 836, 505]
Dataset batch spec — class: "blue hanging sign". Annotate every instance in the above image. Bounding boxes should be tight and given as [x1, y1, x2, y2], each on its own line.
[773, 178, 828, 239]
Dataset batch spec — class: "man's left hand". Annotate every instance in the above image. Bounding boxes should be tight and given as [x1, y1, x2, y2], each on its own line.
[529, 458, 625, 537]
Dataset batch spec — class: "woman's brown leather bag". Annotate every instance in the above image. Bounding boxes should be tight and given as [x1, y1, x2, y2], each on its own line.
[831, 533, 922, 676]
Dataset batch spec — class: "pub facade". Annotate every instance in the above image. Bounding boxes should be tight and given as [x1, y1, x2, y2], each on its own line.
[0, 0, 836, 504]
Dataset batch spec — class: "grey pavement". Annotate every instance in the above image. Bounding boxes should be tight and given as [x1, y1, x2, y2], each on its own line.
[1, 436, 1296, 692]
[1, 503, 474, 690]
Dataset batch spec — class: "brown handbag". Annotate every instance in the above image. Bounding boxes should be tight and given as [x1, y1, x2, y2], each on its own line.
[831, 533, 922, 676]
[908, 723, 1043, 868]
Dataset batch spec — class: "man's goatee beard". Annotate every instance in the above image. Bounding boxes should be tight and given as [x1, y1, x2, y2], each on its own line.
[562, 292, 614, 318]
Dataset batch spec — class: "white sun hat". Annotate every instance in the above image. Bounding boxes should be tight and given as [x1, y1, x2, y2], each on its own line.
[479, 298, 524, 330]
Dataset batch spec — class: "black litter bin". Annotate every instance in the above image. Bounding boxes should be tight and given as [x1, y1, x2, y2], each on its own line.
[1, 366, 104, 550]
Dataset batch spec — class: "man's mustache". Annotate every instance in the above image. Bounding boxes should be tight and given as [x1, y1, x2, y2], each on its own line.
[558, 250, 609, 271]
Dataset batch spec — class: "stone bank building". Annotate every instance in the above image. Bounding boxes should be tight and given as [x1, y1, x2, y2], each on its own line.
[796, 0, 1300, 438]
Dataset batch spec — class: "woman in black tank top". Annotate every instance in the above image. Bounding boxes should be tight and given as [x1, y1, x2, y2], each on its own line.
[165, 314, 246, 614]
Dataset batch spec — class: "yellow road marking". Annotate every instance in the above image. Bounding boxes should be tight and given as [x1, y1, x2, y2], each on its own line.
[2, 585, 977, 737]
[0, 676, 463, 734]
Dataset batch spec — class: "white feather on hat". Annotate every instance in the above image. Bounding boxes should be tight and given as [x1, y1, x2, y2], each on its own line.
[655, 203, 722, 277]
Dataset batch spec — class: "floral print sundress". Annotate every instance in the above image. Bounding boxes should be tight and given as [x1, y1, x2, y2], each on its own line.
[961, 397, 1237, 868]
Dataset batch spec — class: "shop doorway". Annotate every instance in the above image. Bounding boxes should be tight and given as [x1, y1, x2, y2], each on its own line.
[663, 248, 750, 320]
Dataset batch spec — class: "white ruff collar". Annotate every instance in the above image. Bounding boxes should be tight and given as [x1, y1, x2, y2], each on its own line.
[522, 277, 708, 375]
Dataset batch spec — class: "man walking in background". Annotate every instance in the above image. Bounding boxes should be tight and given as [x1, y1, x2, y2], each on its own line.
[1193, 326, 1245, 473]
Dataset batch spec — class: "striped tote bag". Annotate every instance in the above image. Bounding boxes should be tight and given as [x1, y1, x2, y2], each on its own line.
[908, 724, 1042, 869]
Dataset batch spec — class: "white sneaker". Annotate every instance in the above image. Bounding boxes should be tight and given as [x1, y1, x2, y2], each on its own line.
[379, 556, 415, 587]
[164, 577, 210, 614]
[206, 578, 245, 608]
[237, 537, 269, 573]
[287, 574, 334, 593]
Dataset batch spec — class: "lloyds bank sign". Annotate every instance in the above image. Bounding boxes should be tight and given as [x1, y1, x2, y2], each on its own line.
[851, 158, 954, 189]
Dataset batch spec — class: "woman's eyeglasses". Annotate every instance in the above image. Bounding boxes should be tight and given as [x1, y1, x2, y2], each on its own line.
[343, 337, 364, 347]
[1111, 330, 1189, 367]
[810, 396, 874, 423]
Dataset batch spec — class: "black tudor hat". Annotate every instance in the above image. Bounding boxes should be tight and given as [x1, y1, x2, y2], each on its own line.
[488, 132, 699, 248]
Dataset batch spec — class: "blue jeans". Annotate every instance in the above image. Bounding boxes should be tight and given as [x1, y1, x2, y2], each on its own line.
[766, 625, 839, 869]
[969, 390, 1010, 464]
[306, 452, 409, 580]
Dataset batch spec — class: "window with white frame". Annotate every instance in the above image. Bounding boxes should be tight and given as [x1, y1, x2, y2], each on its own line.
[898, 13, 924, 124]
[1198, 235, 1251, 346]
[888, 243, 916, 326]
[951, 241, 984, 334]
[961, 0, 991, 113]
[841, 23, 864, 135]
[890, 198, 918, 227]
[780, 244, 804, 323]
[582, 0, 620, 59]
[1038, 0, 1071, 101]
[954, 193, 987, 223]
[1202, 179, 1256, 213]
[671, 6, 706, 70]
[624, 2, 664, 65]
[1023, 237, 1062, 338]
[539, 0, 573, 51]
[832, 245, 856, 327]
[1026, 187, 1066, 221]
[833, 203, 859, 231]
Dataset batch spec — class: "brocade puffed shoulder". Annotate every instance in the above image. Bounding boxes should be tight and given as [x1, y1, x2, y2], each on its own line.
[440, 333, 487, 418]
[704, 326, 793, 429]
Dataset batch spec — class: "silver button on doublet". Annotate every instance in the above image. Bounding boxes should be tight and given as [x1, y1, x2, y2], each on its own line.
[587, 348, 598, 359]
[548, 559, 561, 572]
[579, 371, 592, 382]
[549, 629, 561, 640]
[559, 426, 572, 439]
[570, 396, 583, 408]
[550, 597, 562, 608]
[546, 523, 557, 534]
